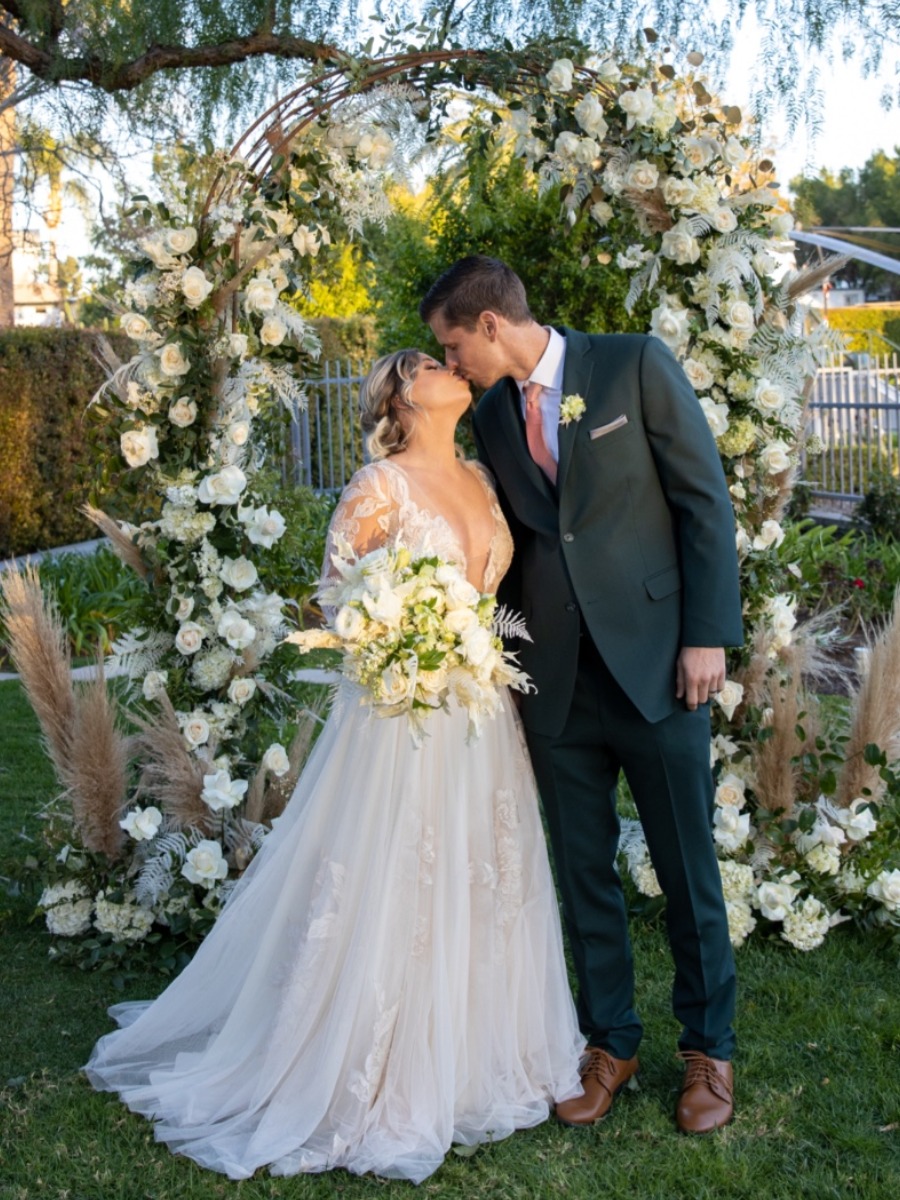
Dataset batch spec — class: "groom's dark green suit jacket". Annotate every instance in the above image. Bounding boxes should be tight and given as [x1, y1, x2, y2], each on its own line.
[473, 329, 743, 736]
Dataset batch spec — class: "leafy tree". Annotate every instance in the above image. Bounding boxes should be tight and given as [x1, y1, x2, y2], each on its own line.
[791, 147, 900, 298]
[367, 139, 648, 359]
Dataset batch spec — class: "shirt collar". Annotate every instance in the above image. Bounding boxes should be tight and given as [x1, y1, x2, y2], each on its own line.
[518, 326, 566, 394]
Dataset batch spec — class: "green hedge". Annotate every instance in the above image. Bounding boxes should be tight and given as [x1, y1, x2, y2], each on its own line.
[0, 329, 125, 559]
[827, 305, 900, 354]
[310, 314, 378, 366]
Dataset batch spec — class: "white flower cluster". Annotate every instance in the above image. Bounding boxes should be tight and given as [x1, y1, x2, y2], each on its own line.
[288, 541, 533, 743]
[94, 890, 155, 944]
[39, 880, 93, 937]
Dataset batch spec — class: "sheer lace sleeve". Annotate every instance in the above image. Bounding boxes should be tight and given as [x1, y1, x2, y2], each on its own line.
[321, 462, 400, 583]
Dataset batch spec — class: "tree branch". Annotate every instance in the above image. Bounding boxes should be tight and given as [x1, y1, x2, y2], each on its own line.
[0, 26, 347, 93]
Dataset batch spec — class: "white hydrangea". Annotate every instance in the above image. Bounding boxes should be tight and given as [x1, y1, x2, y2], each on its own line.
[94, 891, 154, 943]
[39, 880, 93, 937]
[718, 860, 756, 903]
[781, 895, 830, 951]
[805, 843, 842, 876]
[191, 645, 235, 692]
[725, 898, 757, 946]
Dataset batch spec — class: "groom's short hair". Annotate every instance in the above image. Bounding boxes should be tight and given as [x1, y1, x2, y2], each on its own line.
[419, 256, 533, 329]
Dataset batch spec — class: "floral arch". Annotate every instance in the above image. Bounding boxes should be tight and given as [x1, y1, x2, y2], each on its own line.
[11, 38, 899, 963]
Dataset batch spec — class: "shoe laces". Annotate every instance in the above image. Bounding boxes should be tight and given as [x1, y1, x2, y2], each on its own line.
[581, 1048, 621, 1089]
[677, 1051, 733, 1102]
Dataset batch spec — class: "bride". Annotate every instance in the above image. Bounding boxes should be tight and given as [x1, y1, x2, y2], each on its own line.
[85, 349, 584, 1183]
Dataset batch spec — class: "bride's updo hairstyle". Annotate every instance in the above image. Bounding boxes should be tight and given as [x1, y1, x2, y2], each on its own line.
[360, 349, 424, 460]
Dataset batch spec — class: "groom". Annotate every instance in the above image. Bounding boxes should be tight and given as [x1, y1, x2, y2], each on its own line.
[420, 256, 743, 1134]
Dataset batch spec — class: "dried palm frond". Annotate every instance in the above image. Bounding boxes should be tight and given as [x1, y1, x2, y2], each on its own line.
[258, 694, 331, 824]
[242, 763, 268, 825]
[81, 504, 149, 579]
[784, 256, 852, 303]
[733, 622, 777, 714]
[66, 657, 129, 859]
[787, 609, 853, 696]
[0, 564, 75, 778]
[622, 186, 673, 232]
[131, 692, 214, 834]
[763, 465, 799, 526]
[837, 586, 900, 807]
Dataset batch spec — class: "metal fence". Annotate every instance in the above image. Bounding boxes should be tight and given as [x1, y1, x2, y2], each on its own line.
[283, 360, 366, 491]
[802, 352, 900, 502]
[283, 352, 900, 505]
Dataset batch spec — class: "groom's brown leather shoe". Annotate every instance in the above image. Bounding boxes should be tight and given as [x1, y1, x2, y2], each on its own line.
[555, 1047, 639, 1126]
[675, 1051, 734, 1133]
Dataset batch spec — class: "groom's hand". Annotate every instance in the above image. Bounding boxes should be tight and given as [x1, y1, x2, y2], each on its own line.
[676, 646, 726, 711]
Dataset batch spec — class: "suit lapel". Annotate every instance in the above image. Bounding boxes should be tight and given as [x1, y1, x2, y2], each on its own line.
[557, 328, 594, 496]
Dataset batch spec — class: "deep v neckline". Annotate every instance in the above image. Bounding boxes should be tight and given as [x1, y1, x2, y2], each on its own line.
[380, 458, 499, 592]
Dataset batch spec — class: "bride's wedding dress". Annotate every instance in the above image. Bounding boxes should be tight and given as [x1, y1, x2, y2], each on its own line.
[85, 459, 584, 1183]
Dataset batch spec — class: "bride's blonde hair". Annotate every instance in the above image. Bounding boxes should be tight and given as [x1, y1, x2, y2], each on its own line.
[359, 349, 424, 460]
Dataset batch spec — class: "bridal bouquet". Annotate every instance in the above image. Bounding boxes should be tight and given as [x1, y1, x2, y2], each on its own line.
[285, 539, 533, 742]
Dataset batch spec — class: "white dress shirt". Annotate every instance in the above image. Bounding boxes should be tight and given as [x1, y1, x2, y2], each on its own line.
[517, 327, 567, 462]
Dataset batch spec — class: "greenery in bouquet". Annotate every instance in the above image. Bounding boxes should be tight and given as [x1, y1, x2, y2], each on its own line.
[288, 541, 533, 744]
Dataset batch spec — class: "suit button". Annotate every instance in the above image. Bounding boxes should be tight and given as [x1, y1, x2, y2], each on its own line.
[565, 603, 577, 613]
[563, 532, 575, 543]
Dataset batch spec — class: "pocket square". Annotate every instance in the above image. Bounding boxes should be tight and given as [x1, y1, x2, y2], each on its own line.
[589, 415, 628, 440]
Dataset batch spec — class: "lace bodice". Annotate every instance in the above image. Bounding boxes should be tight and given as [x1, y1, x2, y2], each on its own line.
[322, 459, 514, 595]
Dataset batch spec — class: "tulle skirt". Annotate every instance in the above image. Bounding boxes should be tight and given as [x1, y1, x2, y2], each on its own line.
[84, 685, 584, 1183]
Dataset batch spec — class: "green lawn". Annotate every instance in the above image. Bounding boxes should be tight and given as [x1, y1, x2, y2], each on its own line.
[1, 678, 898, 1200]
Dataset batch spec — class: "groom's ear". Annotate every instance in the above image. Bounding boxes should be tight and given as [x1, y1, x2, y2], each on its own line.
[479, 311, 501, 341]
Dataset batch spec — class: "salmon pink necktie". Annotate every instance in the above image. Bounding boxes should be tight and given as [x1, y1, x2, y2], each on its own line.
[524, 381, 557, 484]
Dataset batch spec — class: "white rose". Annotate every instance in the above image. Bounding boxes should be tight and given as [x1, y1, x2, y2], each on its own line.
[120, 425, 159, 468]
[711, 207, 738, 233]
[260, 314, 288, 346]
[291, 225, 321, 257]
[650, 302, 691, 351]
[661, 220, 701, 266]
[662, 176, 698, 208]
[754, 378, 786, 415]
[227, 677, 257, 705]
[223, 420, 250, 447]
[120, 312, 154, 340]
[574, 93, 608, 139]
[166, 226, 198, 254]
[242, 504, 286, 547]
[625, 160, 659, 191]
[752, 520, 785, 551]
[220, 555, 258, 591]
[229, 333, 249, 358]
[141, 670, 168, 700]
[460, 625, 494, 667]
[174, 595, 195, 621]
[714, 679, 744, 721]
[837, 798, 878, 842]
[139, 237, 178, 269]
[380, 659, 415, 705]
[700, 397, 730, 438]
[682, 358, 715, 391]
[158, 342, 191, 377]
[770, 212, 795, 235]
[681, 136, 717, 171]
[444, 606, 480, 636]
[182, 712, 211, 747]
[363, 586, 403, 626]
[756, 878, 798, 921]
[867, 868, 900, 913]
[713, 805, 751, 851]
[723, 299, 755, 332]
[619, 86, 654, 128]
[244, 277, 278, 313]
[546, 58, 575, 92]
[444, 576, 480, 611]
[590, 200, 614, 225]
[201, 770, 248, 813]
[217, 608, 257, 650]
[715, 772, 746, 809]
[262, 743, 291, 777]
[182, 839, 229, 887]
[168, 396, 198, 428]
[198, 465, 248, 506]
[759, 441, 792, 475]
[334, 604, 366, 641]
[723, 136, 746, 167]
[119, 805, 163, 841]
[181, 265, 214, 308]
[651, 95, 678, 135]
[175, 620, 206, 656]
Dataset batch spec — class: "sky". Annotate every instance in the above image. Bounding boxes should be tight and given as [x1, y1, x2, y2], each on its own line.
[37, 24, 900, 264]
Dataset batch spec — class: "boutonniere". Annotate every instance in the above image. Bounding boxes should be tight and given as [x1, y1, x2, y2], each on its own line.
[559, 394, 586, 426]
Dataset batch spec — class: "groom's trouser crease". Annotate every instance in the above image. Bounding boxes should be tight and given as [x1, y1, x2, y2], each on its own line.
[526, 634, 736, 1062]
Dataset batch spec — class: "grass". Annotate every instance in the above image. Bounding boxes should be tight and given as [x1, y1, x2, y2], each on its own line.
[1, 679, 899, 1200]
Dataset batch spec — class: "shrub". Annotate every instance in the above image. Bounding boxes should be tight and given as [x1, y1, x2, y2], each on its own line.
[0, 330, 123, 559]
[826, 306, 900, 354]
[855, 471, 900, 541]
